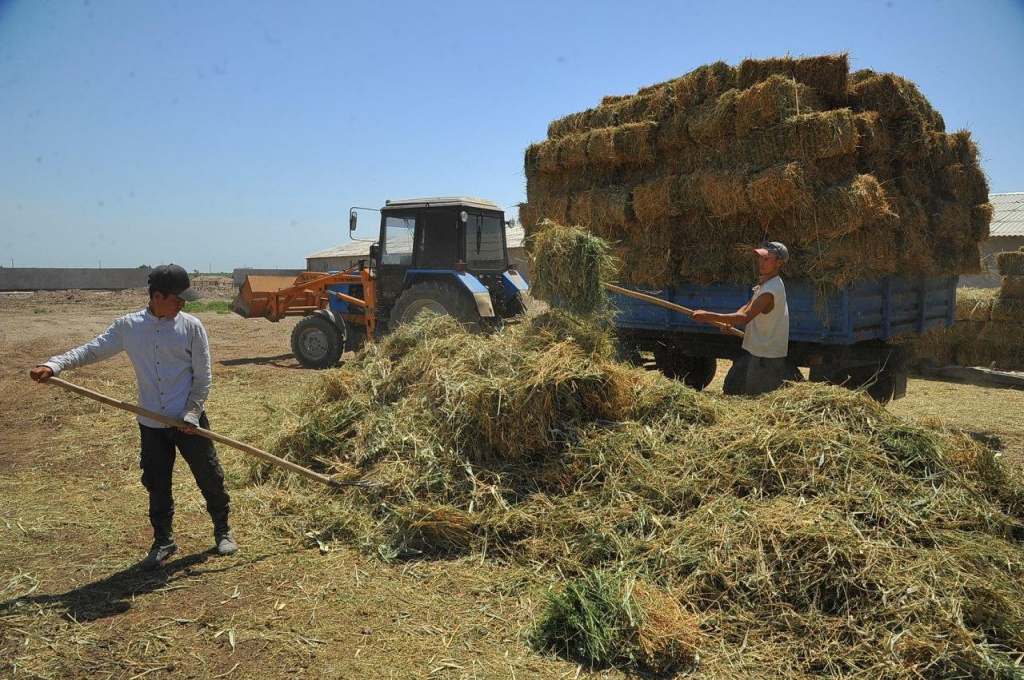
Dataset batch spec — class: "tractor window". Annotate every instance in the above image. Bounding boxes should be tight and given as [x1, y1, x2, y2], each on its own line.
[465, 214, 505, 270]
[418, 210, 458, 268]
[382, 215, 415, 265]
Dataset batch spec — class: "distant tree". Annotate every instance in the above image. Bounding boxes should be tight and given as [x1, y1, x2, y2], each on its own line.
[138, 264, 150, 269]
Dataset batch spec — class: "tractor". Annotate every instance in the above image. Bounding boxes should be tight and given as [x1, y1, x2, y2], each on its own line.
[232, 197, 532, 368]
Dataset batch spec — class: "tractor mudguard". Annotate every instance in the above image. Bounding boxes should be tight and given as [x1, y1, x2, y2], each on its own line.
[403, 270, 495, 318]
[501, 270, 529, 300]
[310, 308, 347, 342]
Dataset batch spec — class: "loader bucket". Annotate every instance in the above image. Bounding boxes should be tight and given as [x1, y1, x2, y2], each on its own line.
[231, 275, 302, 319]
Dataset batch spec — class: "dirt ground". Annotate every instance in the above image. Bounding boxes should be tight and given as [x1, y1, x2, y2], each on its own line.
[1, 281, 1021, 679]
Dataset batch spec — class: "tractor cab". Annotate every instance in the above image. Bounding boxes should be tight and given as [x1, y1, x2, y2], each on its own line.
[353, 196, 532, 334]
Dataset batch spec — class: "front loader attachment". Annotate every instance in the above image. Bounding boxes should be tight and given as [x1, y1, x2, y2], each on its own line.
[231, 275, 306, 319]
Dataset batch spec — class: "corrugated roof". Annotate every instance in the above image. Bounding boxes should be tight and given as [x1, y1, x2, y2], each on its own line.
[306, 224, 527, 260]
[990, 192, 1024, 237]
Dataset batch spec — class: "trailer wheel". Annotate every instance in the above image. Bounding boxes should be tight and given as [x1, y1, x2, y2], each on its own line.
[654, 347, 717, 391]
[291, 315, 344, 369]
[390, 280, 483, 331]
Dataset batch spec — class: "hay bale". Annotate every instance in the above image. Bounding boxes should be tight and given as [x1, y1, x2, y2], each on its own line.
[531, 140, 561, 174]
[738, 53, 849, 103]
[733, 74, 823, 135]
[956, 288, 995, 322]
[793, 174, 896, 238]
[587, 127, 619, 167]
[610, 82, 675, 125]
[1000, 276, 1024, 300]
[671, 60, 737, 112]
[687, 89, 739, 142]
[746, 162, 811, 220]
[612, 122, 656, 167]
[520, 196, 571, 231]
[997, 251, 1024, 276]
[971, 203, 993, 241]
[548, 110, 593, 140]
[991, 298, 1024, 323]
[557, 132, 589, 169]
[850, 72, 945, 131]
[785, 109, 859, 161]
[632, 176, 679, 225]
[699, 170, 751, 219]
[568, 187, 631, 232]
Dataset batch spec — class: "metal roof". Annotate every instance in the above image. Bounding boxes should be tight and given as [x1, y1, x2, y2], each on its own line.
[990, 192, 1024, 237]
[306, 224, 526, 260]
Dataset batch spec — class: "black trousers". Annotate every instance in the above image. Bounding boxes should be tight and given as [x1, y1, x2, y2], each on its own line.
[723, 352, 802, 396]
[139, 412, 231, 541]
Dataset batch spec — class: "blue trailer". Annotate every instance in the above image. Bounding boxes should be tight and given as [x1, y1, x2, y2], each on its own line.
[610, 275, 958, 401]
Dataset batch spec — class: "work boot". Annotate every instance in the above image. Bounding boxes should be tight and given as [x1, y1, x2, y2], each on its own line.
[214, 529, 238, 557]
[139, 540, 178, 571]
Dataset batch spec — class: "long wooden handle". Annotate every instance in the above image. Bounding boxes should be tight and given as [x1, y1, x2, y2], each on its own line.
[44, 377, 378, 489]
[603, 283, 744, 338]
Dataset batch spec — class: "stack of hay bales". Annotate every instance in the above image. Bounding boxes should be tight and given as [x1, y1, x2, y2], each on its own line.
[521, 54, 991, 290]
[914, 247, 1024, 370]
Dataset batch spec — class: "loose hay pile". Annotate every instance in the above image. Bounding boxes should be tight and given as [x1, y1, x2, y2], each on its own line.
[273, 314, 1024, 677]
[521, 54, 991, 290]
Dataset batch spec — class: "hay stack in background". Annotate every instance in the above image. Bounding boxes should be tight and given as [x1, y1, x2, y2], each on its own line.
[522, 53, 991, 291]
[912, 251, 1024, 370]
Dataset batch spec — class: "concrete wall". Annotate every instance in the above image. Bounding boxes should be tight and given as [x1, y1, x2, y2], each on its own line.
[0, 268, 153, 291]
[960, 236, 1024, 288]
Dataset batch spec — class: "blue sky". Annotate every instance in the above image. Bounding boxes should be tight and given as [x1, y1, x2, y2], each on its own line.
[2, 0, 1022, 271]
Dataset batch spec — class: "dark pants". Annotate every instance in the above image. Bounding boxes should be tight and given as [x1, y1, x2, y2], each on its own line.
[139, 412, 231, 542]
[723, 352, 802, 396]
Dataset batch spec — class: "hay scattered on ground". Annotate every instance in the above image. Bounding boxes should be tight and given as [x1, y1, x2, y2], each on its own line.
[270, 311, 1024, 677]
[521, 54, 989, 290]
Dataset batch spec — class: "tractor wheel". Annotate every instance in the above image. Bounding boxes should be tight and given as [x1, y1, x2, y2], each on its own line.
[653, 348, 717, 391]
[290, 315, 344, 369]
[390, 280, 483, 331]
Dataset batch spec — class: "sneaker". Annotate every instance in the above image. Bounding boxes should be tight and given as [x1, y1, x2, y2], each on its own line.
[139, 540, 178, 571]
[215, 530, 238, 557]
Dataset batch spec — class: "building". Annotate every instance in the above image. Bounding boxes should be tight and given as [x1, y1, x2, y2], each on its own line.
[960, 192, 1024, 287]
[305, 223, 530, 280]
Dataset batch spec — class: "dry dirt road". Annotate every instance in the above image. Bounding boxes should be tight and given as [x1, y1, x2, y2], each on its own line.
[1, 282, 1021, 679]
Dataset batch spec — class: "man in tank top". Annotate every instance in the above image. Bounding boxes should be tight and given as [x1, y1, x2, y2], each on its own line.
[692, 241, 799, 396]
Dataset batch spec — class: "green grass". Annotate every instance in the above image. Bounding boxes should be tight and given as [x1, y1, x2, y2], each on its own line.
[32, 307, 52, 314]
[184, 299, 231, 314]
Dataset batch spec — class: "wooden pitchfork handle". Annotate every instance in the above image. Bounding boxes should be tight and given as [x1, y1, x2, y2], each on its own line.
[603, 283, 744, 339]
[43, 377, 380, 489]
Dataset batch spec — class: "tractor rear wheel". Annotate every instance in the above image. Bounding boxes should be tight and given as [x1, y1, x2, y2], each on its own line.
[291, 315, 344, 369]
[390, 280, 483, 331]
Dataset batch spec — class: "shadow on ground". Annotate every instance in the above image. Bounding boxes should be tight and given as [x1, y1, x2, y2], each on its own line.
[0, 552, 218, 622]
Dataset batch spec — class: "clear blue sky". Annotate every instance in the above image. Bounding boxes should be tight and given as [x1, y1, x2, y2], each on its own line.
[2, 0, 1022, 271]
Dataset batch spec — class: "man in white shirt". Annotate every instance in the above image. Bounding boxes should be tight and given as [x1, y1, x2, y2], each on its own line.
[692, 241, 798, 396]
[30, 264, 237, 570]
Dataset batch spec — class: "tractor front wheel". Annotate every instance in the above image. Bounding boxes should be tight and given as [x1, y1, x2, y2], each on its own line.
[389, 280, 483, 331]
[291, 315, 344, 369]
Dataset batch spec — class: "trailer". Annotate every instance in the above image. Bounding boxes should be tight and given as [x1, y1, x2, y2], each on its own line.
[611, 275, 958, 401]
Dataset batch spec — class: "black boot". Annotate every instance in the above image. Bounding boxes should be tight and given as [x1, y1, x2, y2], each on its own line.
[139, 525, 177, 571]
[213, 519, 237, 557]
